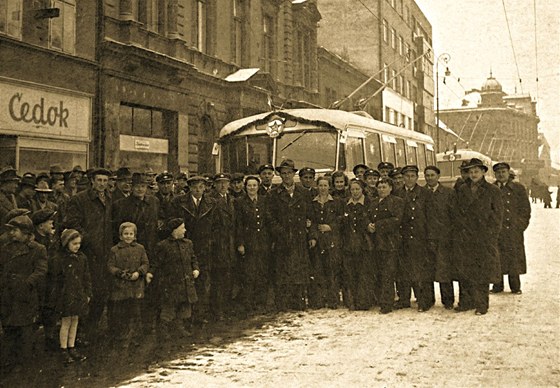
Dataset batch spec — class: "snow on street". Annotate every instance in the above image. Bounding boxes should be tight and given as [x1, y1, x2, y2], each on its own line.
[123, 204, 560, 388]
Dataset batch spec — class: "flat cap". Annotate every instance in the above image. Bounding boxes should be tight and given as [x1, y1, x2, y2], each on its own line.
[400, 165, 419, 175]
[493, 162, 510, 172]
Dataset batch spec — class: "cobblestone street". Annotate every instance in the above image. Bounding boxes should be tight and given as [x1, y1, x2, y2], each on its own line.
[121, 202, 560, 388]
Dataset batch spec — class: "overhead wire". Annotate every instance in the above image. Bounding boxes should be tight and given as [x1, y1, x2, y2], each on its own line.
[501, 0, 524, 93]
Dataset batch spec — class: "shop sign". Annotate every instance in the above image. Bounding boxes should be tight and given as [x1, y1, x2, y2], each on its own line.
[0, 79, 91, 141]
[135, 139, 151, 151]
[120, 135, 168, 154]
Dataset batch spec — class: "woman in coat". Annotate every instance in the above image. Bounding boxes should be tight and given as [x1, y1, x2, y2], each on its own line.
[308, 176, 344, 309]
[368, 178, 404, 314]
[341, 179, 375, 310]
[234, 176, 271, 314]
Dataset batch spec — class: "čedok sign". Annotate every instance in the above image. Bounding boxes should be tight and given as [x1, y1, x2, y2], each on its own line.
[0, 79, 91, 141]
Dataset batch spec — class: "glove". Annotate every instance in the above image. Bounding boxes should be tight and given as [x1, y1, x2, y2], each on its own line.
[193, 269, 200, 279]
[145, 273, 154, 284]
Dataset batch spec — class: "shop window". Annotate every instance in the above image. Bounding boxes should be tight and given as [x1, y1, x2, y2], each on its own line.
[49, 0, 76, 54]
[119, 104, 166, 138]
[0, 0, 22, 39]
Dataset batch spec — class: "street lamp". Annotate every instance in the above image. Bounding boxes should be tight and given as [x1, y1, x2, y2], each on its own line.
[436, 53, 451, 153]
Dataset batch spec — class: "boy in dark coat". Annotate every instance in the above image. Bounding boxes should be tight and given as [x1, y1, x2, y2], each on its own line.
[153, 218, 199, 341]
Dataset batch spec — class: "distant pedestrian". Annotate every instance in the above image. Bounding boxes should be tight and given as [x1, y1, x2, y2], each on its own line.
[52, 229, 91, 364]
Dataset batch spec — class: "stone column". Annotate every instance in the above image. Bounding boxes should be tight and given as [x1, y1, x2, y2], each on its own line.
[119, 0, 137, 21]
[167, 0, 179, 39]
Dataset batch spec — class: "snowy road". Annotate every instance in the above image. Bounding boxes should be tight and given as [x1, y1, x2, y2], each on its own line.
[123, 204, 559, 388]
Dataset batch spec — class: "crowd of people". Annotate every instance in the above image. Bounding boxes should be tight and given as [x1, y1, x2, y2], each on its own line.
[0, 157, 532, 370]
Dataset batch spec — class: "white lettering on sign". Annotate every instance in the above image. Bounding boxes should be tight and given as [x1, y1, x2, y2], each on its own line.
[135, 139, 151, 150]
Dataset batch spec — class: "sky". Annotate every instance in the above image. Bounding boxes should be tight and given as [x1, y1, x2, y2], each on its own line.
[415, 0, 560, 164]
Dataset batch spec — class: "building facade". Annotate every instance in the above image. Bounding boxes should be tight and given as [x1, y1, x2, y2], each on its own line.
[317, 0, 433, 135]
[439, 75, 541, 185]
[0, 1, 97, 173]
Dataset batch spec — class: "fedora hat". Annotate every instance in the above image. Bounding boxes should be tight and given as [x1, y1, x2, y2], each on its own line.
[0, 168, 20, 183]
[35, 180, 53, 193]
[275, 159, 298, 173]
[464, 158, 488, 172]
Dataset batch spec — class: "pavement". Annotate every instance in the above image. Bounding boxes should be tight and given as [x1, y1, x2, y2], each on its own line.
[120, 202, 560, 388]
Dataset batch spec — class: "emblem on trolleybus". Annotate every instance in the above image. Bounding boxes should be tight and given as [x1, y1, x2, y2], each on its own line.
[266, 118, 284, 138]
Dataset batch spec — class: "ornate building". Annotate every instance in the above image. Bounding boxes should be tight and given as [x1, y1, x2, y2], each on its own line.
[439, 74, 541, 185]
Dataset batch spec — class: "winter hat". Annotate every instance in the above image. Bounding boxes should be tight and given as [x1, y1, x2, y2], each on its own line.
[61, 229, 81, 247]
[166, 218, 184, 233]
[5, 215, 34, 234]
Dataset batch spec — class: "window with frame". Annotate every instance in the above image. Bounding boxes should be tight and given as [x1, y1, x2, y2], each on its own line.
[405, 80, 411, 99]
[383, 64, 389, 84]
[398, 35, 403, 56]
[396, 138, 406, 166]
[0, 0, 22, 39]
[49, 0, 76, 54]
[391, 27, 396, 49]
[263, 15, 275, 76]
[383, 19, 388, 43]
[365, 132, 382, 168]
[119, 104, 166, 138]
[404, 42, 410, 61]
[138, 0, 166, 34]
[391, 69, 397, 90]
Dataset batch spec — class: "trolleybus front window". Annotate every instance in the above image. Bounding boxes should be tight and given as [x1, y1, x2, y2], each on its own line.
[276, 131, 337, 170]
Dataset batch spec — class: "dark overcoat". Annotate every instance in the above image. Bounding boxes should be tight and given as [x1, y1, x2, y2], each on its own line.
[234, 194, 271, 281]
[155, 191, 176, 224]
[456, 177, 503, 283]
[309, 195, 344, 280]
[0, 240, 48, 326]
[0, 191, 17, 232]
[427, 184, 456, 282]
[113, 195, 160, 258]
[107, 241, 149, 301]
[63, 189, 113, 289]
[52, 250, 92, 317]
[30, 198, 58, 214]
[370, 194, 404, 252]
[171, 194, 215, 269]
[267, 185, 316, 286]
[394, 184, 436, 282]
[153, 237, 199, 304]
[495, 180, 531, 275]
[209, 192, 236, 270]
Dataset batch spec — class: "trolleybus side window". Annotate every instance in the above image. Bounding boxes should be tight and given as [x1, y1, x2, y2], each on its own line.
[417, 143, 427, 170]
[426, 144, 435, 165]
[345, 136, 365, 172]
[222, 137, 247, 173]
[396, 138, 406, 166]
[247, 136, 273, 173]
[276, 130, 337, 170]
[365, 132, 382, 169]
[381, 135, 397, 165]
[406, 140, 418, 167]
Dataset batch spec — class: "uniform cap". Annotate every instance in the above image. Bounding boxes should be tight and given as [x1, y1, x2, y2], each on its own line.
[31, 209, 57, 225]
[400, 165, 419, 175]
[388, 167, 403, 178]
[90, 167, 112, 178]
[214, 173, 231, 182]
[424, 165, 441, 175]
[257, 164, 275, 174]
[19, 174, 37, 189]
[492, 162, 510, 172]
[377, 162, 395, 171]
[156, 172, 174, 183]
[187, 175, 207, 185]
[364, 169, 380, 178]
[231, 173, 245, 182]
[298, 167, 316, 177]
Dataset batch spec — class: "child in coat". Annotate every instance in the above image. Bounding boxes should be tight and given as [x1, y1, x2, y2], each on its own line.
[107, 222, 150, 347]
[53, 229, 92, 364]
[153, 218, 199, 342]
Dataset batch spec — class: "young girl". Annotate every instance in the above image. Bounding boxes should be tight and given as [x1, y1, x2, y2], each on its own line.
[107, 222, 150, 347]
[53, 229, 91, 364]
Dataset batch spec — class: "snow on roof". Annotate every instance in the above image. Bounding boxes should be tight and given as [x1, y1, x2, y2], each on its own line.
[292, 0, 308, 3]
[224, 68, 260, 82]
[437, 119, 463, 140]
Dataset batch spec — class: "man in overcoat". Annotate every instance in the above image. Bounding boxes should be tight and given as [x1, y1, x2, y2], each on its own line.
[267, 160, 317, 311]
[455, 158, 503, 315]
[171, 175, 216, 323]
[0, 215, 48, 369]
[394, 165, 436, 312]
[491, 162, 531, 294]
[0, 168, 20, 234]
[208, 173, 236, 320]
[63, 167, 113, 340]
[424, 165, 456, 309]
